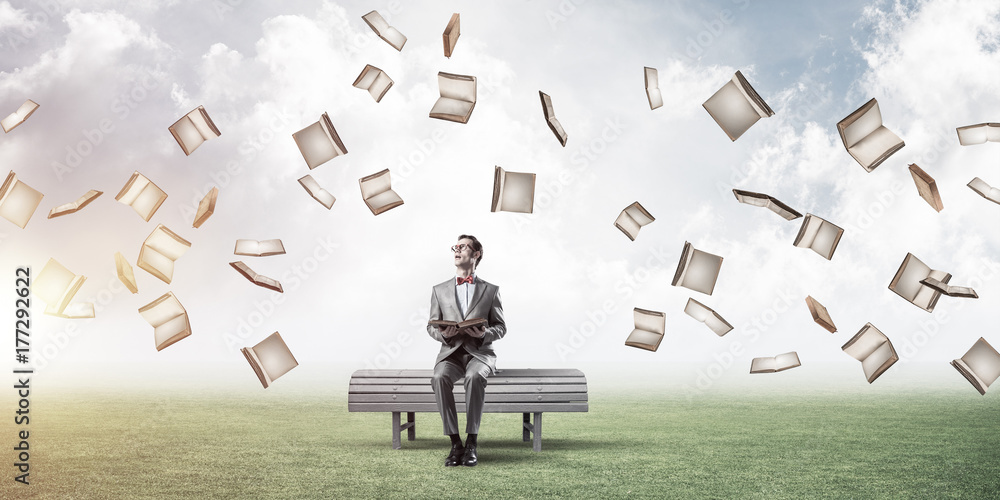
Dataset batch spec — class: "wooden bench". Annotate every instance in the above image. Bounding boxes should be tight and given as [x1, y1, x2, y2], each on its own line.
[348, 368, 588, 451]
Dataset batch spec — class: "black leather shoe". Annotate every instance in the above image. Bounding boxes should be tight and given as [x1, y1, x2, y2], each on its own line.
[462, 444, 478, 467]
[445, 444, 465, 467]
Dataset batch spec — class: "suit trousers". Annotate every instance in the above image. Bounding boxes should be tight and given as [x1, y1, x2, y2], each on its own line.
[431, 349, 491, 435]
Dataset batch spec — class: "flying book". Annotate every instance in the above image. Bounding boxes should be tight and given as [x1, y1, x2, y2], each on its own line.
[491, 166, 535, 214]
[1, 99, 39, 133]
[362, 10, 407, 51]
[230, 261, 283, 293]
[951, 337, 1000, 395]
[702, 70, 774, 141]
[191, 187, 218, 228]
[292, 112, 348, 170]
[430, 72, 477, 124]
[139, 292, 191, 351]
[836, 98, 904, 172]
[919, 277, 978, 299]
[114, 251, 139, 294]
[805, 295, 836, 333]
[138, 225, 192, 284]
[683, 298, 733, 337]
[48, 190, 102, 218]
[359, 169, 404, 215]
[45, 302, 95, 319]
[671, 241, 723, 296]
[749, 352, 801, 373]
[234, 239, 285, 257]
[967, 177, 1000, 205]
[32, 258, 90, 317]
[842, 322, 898, 384]
[732, 189, 802, 220]
[793, 214, 844, 260]
[443, 13, 460, 58]
[428, 318, 487, 330]
[614, 201, 654, 241]
[242, 332, 299, 389]
[539, 91, 568, 147]
[352, 64, 393, 103]
[0, 171, 44, 229]
[644, 67, 662, 110]
[907, 164, 943, 212]
[956, 123, 1000, 146]
[298, 175, 335, 209]
[888, 252, 951, 312]
[624, 307, 665, 352]
[168, 105, 221, 156]
[115, 171, 167, 222]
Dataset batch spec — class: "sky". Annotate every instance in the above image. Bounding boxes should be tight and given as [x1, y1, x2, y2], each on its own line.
[0, 0, 998, 395]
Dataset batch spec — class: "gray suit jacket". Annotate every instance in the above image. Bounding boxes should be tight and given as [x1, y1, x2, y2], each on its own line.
[426, 276, 506, 374]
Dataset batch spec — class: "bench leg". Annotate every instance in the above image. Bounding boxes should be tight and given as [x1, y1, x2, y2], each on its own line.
[392, 412, 402, 449]
[533, 412, 542, 452]
[523, 413, 530, 441]
[407, 412, 416, 441]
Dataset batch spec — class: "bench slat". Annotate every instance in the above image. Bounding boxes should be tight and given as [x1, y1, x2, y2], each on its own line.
[350, 384, 588, 394]
[348, 393, 588, 403]
[349, 402, 589, 413]
[349, 376, 586, 385]
[350, 368, 585, 378]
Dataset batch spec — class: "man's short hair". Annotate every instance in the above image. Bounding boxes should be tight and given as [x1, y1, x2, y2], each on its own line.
[458, 234, 483, 266]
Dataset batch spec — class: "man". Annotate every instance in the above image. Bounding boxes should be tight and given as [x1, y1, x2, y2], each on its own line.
[426, 234, 506, 467]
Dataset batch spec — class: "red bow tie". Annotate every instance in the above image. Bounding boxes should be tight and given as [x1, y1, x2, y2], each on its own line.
[457, 276, 474, 285]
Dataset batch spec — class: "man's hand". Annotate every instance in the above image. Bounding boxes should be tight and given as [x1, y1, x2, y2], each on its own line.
[441, 325, 460, 339]
[463, 325, 486, 338]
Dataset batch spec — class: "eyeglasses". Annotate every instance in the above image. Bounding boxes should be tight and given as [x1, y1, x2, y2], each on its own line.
[451, 244, 473, 252]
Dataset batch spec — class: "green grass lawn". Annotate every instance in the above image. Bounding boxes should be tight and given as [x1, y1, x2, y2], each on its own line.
[3, 387, 997, 499]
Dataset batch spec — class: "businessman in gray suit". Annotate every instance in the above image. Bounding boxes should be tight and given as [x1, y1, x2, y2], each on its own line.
[427, 234, 506, 467]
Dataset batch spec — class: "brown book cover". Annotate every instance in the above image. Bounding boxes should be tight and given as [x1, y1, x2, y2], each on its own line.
[805, 295, 837, 333]
[443, 13, 460, 58]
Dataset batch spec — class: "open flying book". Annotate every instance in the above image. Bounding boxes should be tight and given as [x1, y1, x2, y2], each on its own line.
[430, 72, 477, 124]
[956, 123, 1000, 146]
[362, 10, 407, 51]
[671, 241, 723, 295]
[967, 177, 1000, 205]
[115, 171, 167, 222]
[683, 298, 733, 336]
[836, 98, 904, 172]
[2, 99, 39, 133]
[48, 190, 102, 218]
[298, 175, 335, 209]
[614, 201, 654, 241]
[888, 252, 951, 312]
[702, 70, 774, 141]
[138, 225, 192, 284]
[139, 292, 191, 351]
[230, 261, 283, 293]
[243, 332, 299, 389]
[805, 296, 836, 333]
[793, 214, 844, 260]
[428, 318, 487, 330]
[539, 91, 568, 147]
[732, 189, 802, 220]
[32, 258, 91, 318]
[360, 169, 404, 215]
[842, 323, 898, 384]
[625, 307, 665, 352]
[169, 105, 221, 156]
[443, 13, 460, 58]
[235, 239, 285, 257]
[491, 166, 536, 214]
[907, 164, 943, 212]
[114, 251, 139, 294]
[750, 352, 800, 373]
[919, 277, 978, 299]
[951, 337, 1000, 395]
[644, 67, 662, 110]
[0, 171, 44, 229]
[193, 187, 218, 228]
[292, 112, 348, 170]
[352, 64, 394, 103]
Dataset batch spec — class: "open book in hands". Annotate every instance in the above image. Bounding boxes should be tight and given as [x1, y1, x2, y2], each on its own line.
[429, 318, 487, 335]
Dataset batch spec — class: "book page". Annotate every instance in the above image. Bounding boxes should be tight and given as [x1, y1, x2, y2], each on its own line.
[293, 119, 338, 169]
[614, 211, 640, 240]
[154, 314, 190, 349]
[148, 226, 191, 260]
[365, 190, 403, 212]
[498, 171, 534, 213]
[703, 80, 761, 141]
[962, 338, 1000, 388]
[624, 203, 654, 226]
[633, 308, 665, 335]
[680, 249, 722, 295]
[139, 293, 185, 328]
[810, 219, 843, 259]
[0, 174, 44, 229]
[438, 73, 476, 102]
[430, 98, 474, 119]
[861, 341, 896, 382]
[253, 332, 298, 382]
[890, 253, 931, 302]
[842, 324, 887, 361]
[840, 99, 882, 149]
[750, 357, 775, 373]
[848, 125, 903, 169]
[794, 215, 820, 248]
[775, 351, 801, 371]
[625, 328, 662, 350]
[360, 170, 392, 199]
